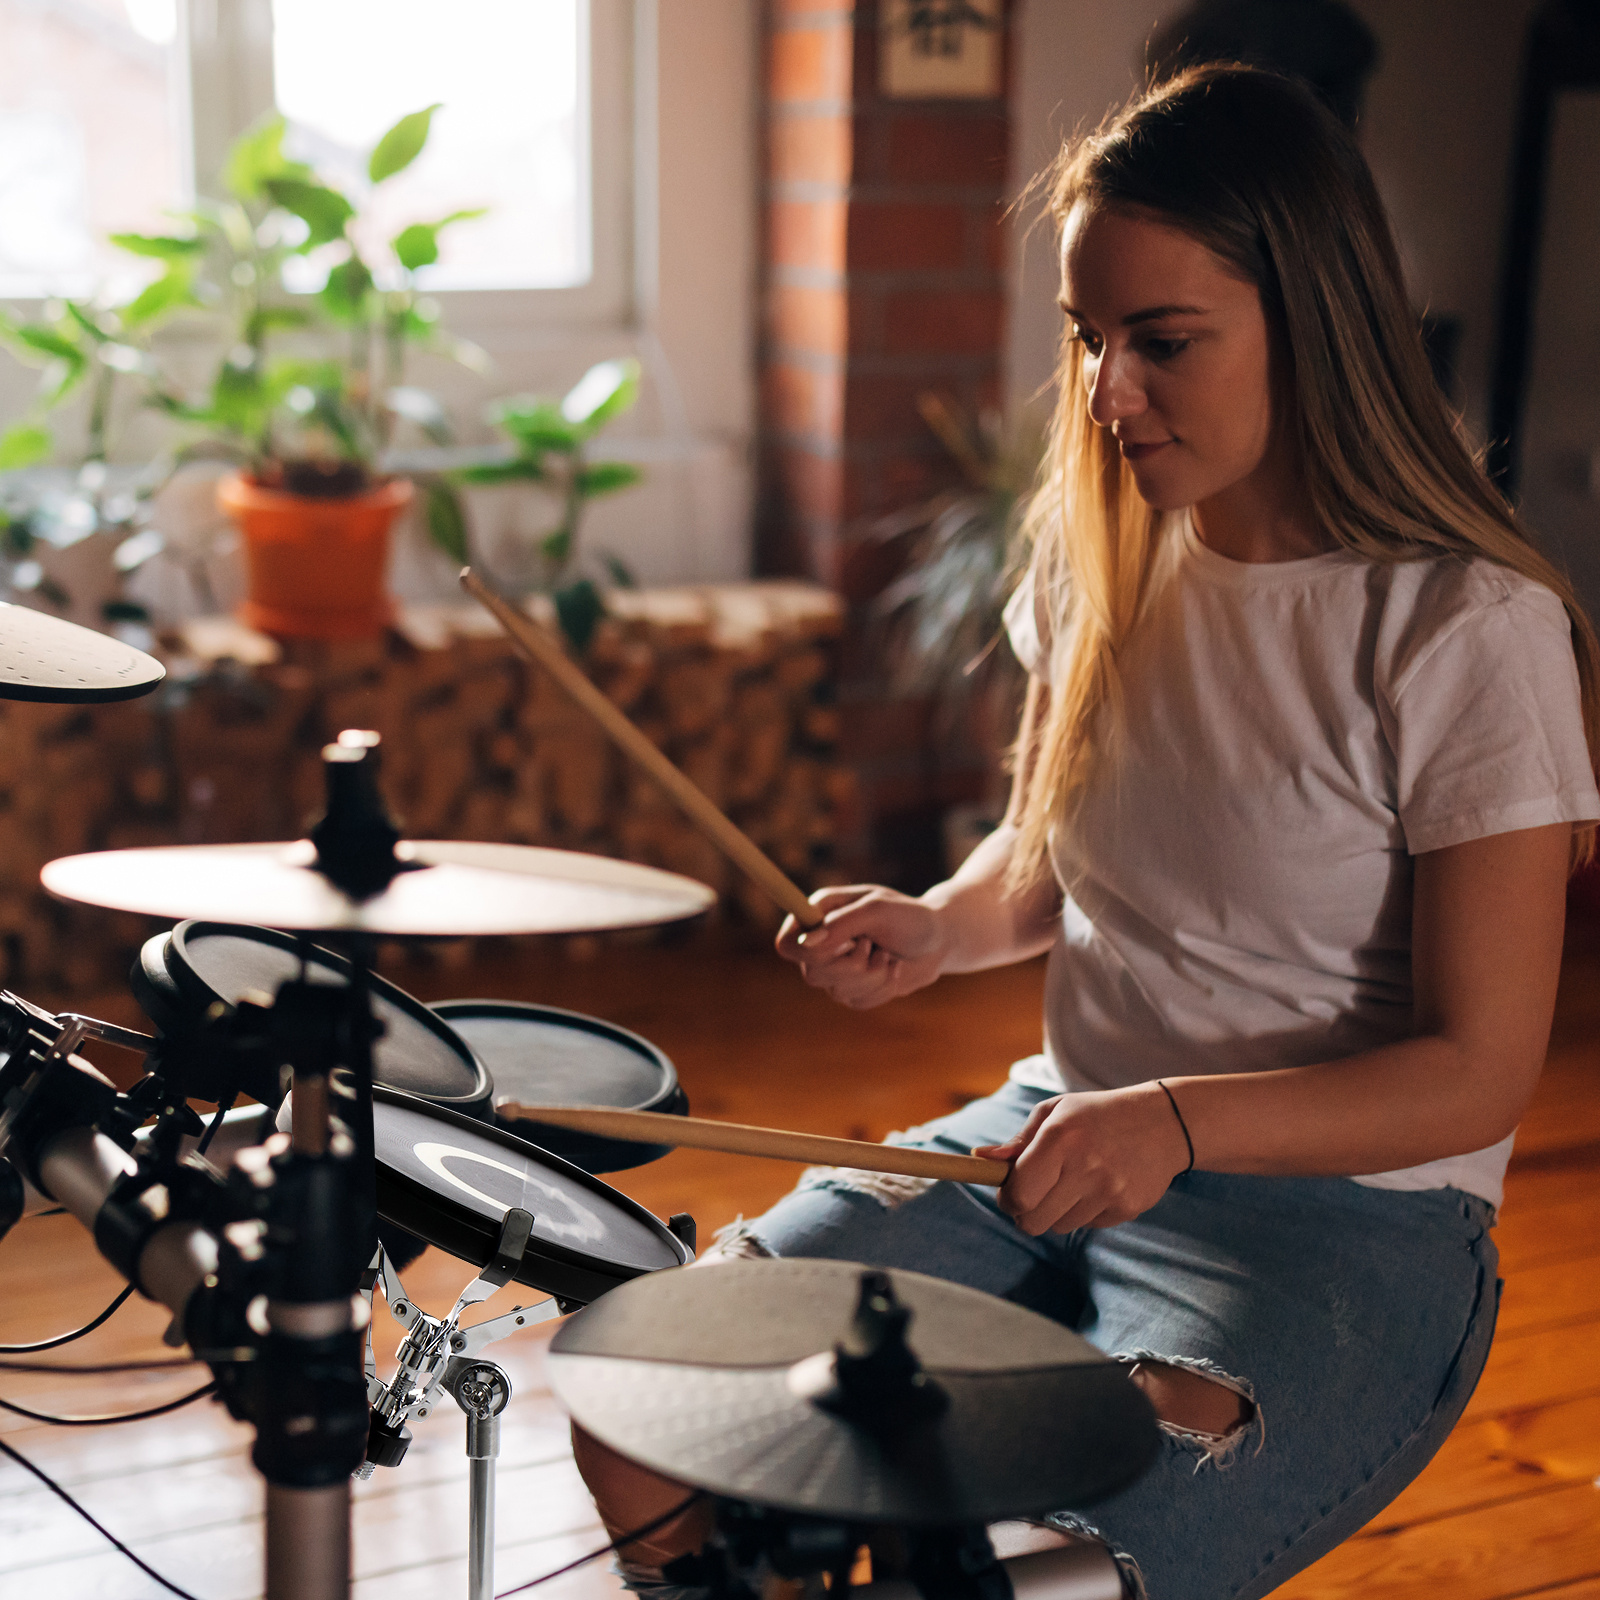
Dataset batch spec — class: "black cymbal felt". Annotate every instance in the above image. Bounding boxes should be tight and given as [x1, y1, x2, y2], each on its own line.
[547, 1258, 1160, 1526]
[0, 602, 164, 703]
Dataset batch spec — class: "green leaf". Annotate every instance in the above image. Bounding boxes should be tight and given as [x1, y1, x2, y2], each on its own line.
[120, 269, 194, 327]
[224, 113, 311, 201]
[455, 457, 546, 486]
[210, 356, 266, 434]
[368, 103, 442, 184]
[320, 256, 374, 320]
[40, 357, 90, 406]
[109, 231, 205, 260]
[601, 552, 636, 588]
[391, 207, 487, 273]
[12, 325, 83, 363]
[0, 422, 53, 470]
[553, 578, 604, 654]
[63, 302, 112, 343]
[262, 179, 354, 247]
[490, 397, 579, 454]
[245, 305, 314, 342]
[391, 223, 441, 273]
[423, 478, 470, 564]
[560, 357, 641, 434]
[540, 524, 572, 568]
[574, 460, 642, 498]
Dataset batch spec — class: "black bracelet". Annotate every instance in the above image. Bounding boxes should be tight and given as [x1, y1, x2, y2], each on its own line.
[1155, 1079, 1195, 1174]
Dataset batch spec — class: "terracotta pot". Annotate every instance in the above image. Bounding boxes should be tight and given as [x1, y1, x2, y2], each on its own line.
[218, 472, 413, 639]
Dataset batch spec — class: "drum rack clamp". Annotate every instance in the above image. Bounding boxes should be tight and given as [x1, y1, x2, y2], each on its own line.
[359, 1206, 560, 1600]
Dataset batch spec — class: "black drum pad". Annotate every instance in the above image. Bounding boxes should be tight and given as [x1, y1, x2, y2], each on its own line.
[151, 921, 490, 1117]
[373, 1087, 689, 1305]
[432, 1000, 687, 1172]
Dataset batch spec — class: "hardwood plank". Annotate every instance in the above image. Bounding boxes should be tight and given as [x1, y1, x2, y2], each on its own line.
[1466, 1323, 1600, 1419]
[1272, 1481, 1600, 1600]
[1497, 1255, 1600, 1336]
[1363, 1393, 1600, 1531]
[1494, 1194, 1600, 1266]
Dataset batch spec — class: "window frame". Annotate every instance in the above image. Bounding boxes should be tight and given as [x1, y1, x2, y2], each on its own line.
[7, 0, 636, 334]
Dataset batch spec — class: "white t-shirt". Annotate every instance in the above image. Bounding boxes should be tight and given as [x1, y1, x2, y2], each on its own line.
[1003, 515, 1600, 1208]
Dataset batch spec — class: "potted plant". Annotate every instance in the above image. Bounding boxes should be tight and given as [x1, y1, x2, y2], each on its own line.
[133, 107, 487, 638]
[0, 269, 195, 626]
[428, 356, 646, 652]
[872, 393, 1042, 869]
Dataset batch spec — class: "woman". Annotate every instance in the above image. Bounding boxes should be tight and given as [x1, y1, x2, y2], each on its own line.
[578, 65, 1600, 1599]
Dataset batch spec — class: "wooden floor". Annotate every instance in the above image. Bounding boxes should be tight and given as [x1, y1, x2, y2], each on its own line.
[2, 927, 1597, 1599]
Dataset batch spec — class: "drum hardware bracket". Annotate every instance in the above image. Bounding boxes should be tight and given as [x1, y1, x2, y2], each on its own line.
[445, 1358, 512, 1600]
[57, 1014, 157, 1054]
[358, 1206, 557, 1478]
[310, 731, 417, 900]
[669, 1212, 697, 1255]
[668, 1505, 1022, 1600]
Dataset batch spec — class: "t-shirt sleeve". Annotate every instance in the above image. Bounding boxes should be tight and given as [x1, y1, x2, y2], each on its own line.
[1388, 584, 1600, 854]
[1003, 571, 1051, 681]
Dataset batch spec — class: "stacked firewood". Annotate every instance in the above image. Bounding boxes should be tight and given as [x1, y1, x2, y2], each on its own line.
[0, 582, 852, 999]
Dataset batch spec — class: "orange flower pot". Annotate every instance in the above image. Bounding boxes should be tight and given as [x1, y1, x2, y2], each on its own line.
[218, 472, 413, 639]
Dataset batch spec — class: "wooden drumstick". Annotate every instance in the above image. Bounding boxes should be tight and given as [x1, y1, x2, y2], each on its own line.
[461, 568, 823, 930]
[497, 1102, 1010, 1186]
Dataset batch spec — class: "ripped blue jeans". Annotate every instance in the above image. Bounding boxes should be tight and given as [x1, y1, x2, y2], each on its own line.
[715, 1081, 1501, 1600]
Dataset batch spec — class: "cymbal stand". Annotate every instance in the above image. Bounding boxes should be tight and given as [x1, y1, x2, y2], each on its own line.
[450, 1359, 512, 1600]
[357, 1210, 559, 1599]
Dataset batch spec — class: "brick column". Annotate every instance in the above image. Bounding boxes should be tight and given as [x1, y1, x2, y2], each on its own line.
[758, 1, 1014, 883]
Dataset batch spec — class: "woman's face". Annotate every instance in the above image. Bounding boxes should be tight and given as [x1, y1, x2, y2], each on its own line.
[1059, 201, 1284, 514]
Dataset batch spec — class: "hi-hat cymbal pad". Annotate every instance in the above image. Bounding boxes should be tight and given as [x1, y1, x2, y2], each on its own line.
[40, 839, 716, 935]
[0, 602, 164, 703]
[547, 1259, 1160, 1526]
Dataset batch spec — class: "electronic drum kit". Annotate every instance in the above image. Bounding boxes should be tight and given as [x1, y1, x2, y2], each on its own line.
[0, 596, 1157, 1600]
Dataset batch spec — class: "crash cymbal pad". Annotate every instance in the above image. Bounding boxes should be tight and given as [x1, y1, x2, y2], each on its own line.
[547, 1259, 1160, 1526]
[39, 839, 716, 935]
[0, 602, 164, 703]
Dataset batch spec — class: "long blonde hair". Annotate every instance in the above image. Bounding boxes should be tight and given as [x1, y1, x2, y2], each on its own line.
[1011, 64, 1600, 885]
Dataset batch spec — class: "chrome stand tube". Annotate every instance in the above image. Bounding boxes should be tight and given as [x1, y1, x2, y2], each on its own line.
[453, 1361, 511, 1600]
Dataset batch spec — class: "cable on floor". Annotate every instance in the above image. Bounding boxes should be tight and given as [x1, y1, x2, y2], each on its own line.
[0, 1380, 215, 1426]
[0, 1286, 135, 1355]
[0, 1434, 205, 1600]
[495, 1493, 707, 1597]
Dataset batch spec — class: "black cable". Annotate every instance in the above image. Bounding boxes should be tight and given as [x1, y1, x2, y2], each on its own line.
[0, 1433, 205, 1600]
[0, 1379, 214, 1426]
[0, 1355, 197, 1374]
[0, 1285, 134, 1355]
[495, 1493, 706, 1598]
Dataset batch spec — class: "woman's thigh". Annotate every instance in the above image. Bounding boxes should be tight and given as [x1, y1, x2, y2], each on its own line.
[726, 1092, 1498, 1600]
[1050, 1173, 1500, 1600]
[731, 1082, 1089, 1322]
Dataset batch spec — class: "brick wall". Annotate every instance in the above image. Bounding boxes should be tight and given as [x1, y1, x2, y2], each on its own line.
[758, 1, 1014, 885]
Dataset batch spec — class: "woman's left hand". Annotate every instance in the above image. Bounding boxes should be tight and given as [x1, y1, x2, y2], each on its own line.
[973, 1083, 1192, 1234]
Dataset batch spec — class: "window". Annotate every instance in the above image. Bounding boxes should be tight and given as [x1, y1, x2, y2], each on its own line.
[0, 0, 188, 298]
[0, 0, 633, 323]
[271, 0, 588, 293]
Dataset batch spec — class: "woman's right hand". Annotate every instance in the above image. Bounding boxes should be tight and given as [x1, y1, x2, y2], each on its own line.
[775, 885, 948, 1009]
